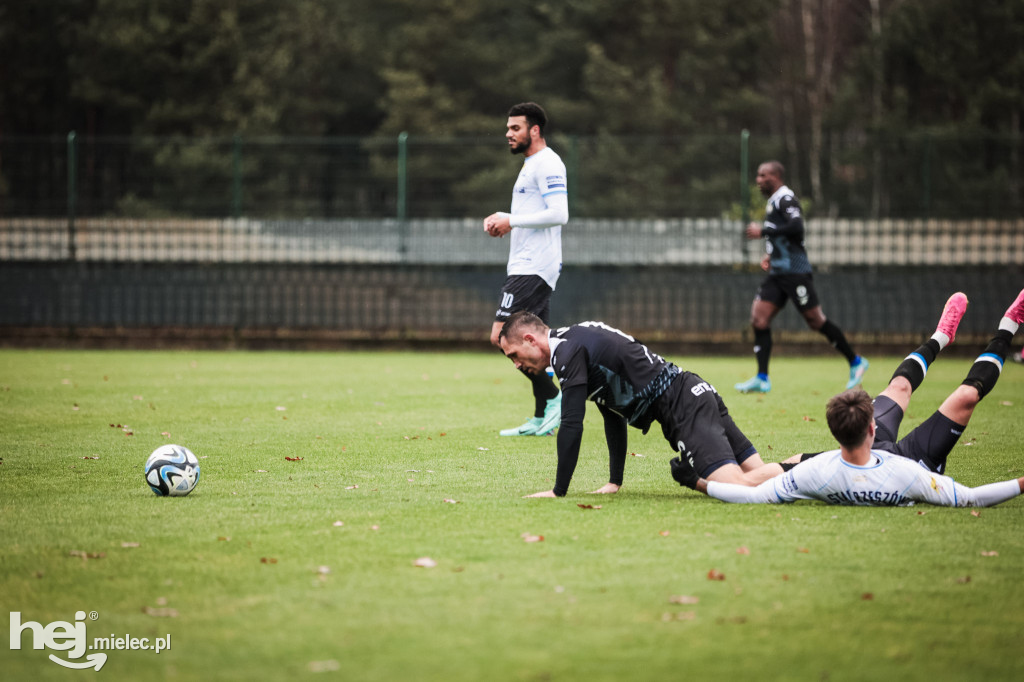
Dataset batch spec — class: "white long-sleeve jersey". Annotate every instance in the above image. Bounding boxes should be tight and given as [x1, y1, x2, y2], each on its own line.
[498, 146, 568, 289]
[707, 449, 1021, 507]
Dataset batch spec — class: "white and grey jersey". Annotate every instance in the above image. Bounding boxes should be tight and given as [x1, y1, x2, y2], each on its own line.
[504, 146, 568, 289]
[707, 449, 1021, 508]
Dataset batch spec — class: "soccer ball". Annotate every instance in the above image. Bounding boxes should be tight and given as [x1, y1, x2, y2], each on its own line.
[144, 444, 200, 496]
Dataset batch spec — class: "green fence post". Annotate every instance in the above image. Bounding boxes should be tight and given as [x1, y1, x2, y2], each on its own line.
[232, 133, 243, 218]
[397, 131, 409, 258]
[67, 131, 77, 261]
[397, 131, 408, 221]
[740, 128, 750, 260]
[567, 134, 579, 216]
[921, 132, 931, 217]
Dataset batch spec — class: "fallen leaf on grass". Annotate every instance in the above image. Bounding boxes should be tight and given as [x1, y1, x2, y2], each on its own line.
[707, 569, 725, 581]
[736, 546, 750, 555]
[120, 542, 140, 548]
[442, 499, 459, 504]
[802, 416, 816, 422]
[1000, 401, 1013, 406]
[861, 593, 874, 601]
[255, 469, 268, 473]
[69, 550, 105, 560]
[82, 455, 99, 460]
[142, 606, 178, 618]
[669, 595, 700, 605]
[332, 521, 344, 527]
[72, 404, 79, 411]
[477, 447, 490, 451]
[161, 431, 171, 437]
[275, 406, 287, 411]
[797, 547, 810, 553]
[659, 530, 670, 537]
[413, 557, 437, 568]
[217, 536, 230, 541]
[260, 557, 278, 564]
[577, 504, 602, 510]
[345, 485, 359, 490]
[981, 551, 999, 557]
[285, 456, 304, 461]
[521, 533, 544, 543]
[629, 452, 645, 457]
[956, 576, 971, 584]
[316, 566, 331, 575]
[970, 510, 981, 517]
[916, 511, 927, 516]
[308, 660, 340, 673]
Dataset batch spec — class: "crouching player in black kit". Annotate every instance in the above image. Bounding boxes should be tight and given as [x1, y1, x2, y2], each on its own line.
[497, 312, 785, 497]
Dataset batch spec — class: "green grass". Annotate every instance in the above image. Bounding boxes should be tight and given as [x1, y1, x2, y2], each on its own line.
[1, 349, 1023, 681]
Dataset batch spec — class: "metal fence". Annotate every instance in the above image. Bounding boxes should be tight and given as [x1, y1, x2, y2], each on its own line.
[3, 132, 1023, 220]
[1, 133, 1022, 349]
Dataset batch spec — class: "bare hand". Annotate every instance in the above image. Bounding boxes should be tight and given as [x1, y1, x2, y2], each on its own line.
[484, 213, 512, 238]
[523, 490, 557, 498]
[760, 254, 771, 271]
[590, 483, 620, 494]
[745, 222, 762, 240]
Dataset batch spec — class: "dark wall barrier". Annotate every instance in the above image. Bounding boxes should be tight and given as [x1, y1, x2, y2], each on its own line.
[2, 261, 1019, 352]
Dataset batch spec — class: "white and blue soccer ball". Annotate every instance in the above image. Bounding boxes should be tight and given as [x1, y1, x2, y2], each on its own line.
[144, 444, 200, 496]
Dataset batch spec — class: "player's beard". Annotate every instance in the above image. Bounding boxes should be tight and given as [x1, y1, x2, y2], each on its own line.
[509, 138, 529, 155]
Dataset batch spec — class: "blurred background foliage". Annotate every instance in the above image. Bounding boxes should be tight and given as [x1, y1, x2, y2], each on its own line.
[1, 0, 1021, 219]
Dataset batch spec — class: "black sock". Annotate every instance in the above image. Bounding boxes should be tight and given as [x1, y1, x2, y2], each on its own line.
[754, 327, 772, 376]
[962, 331, 1011, 399]
[819, 319, 857, 364]
[890, 339, 941, 392]
[526, 370, 559, 417]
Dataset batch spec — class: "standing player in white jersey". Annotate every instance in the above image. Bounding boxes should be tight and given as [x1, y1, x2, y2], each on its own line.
[695, 288, 1024, 508]
[484, 102, 568, 437]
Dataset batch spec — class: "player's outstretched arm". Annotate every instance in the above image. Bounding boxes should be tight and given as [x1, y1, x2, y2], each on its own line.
[525, 385, 587, 498]
[596, 404, 627, 494]
[698, 477, 790, 504]
[921, 475, 1024, 508]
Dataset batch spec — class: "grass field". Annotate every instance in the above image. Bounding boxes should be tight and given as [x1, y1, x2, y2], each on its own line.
[2, 348, 1023, 681]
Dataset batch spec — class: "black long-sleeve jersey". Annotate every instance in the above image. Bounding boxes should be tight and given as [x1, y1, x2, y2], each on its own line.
[547, 322, 681, 496]
[761, 185, 812, 275]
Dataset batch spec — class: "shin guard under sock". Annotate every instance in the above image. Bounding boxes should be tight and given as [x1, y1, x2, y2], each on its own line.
[754, 327, 772, 377]
[819, 319, 857, 364]
[962, 331, 1011, 399]
[890, 339, 941, 392]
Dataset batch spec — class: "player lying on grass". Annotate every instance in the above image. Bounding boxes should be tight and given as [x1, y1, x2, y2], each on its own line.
[497, 313, 786, 497]
[690, 288, 1024, 507]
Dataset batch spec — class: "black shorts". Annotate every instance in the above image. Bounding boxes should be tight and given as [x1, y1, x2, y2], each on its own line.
[657, 372, 758, 479]
[872, 395, 964, 474]
[495, 274, 552, 323]
[756, 273, 820, 312]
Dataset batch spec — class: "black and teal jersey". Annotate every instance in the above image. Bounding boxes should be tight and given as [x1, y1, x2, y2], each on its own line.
[549, 321, 680, 431]
[762, 185, 812, 275]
